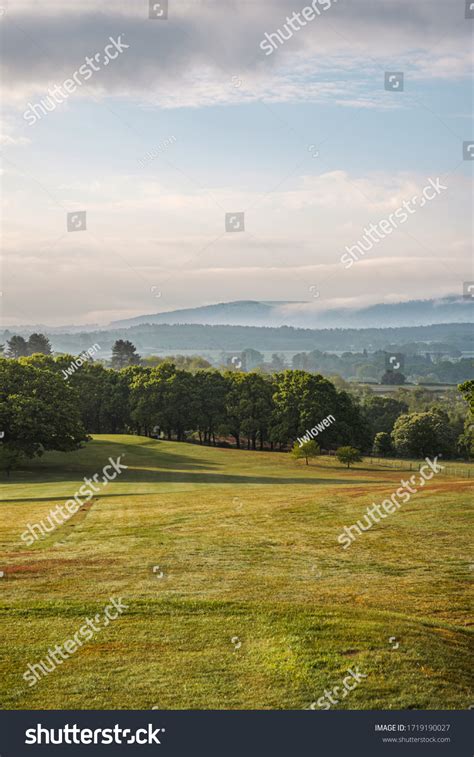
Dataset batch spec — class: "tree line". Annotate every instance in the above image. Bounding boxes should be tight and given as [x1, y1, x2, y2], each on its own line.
[0, 351, 472, 473]
[3, 332, 472, 385]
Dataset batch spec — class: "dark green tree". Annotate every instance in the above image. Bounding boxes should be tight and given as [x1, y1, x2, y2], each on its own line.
[381, 370, 406, 385]
[361, 395, 408, 443]
[194, 370, 227, 444]
[0, 358, 88, 474]
[372, 431, 393, 457]
[6, 335, 29, 358]
[27, 333, 52, 355]
[111, 339, 141, 369]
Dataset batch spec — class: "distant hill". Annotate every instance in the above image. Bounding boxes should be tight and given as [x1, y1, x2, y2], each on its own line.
[109, 300, 300, 328]
[109, 296, 473, 330]
[2, 322, 472, 359]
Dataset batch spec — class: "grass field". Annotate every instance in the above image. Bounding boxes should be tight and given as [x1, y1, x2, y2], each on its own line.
[0, 435, 472, 710]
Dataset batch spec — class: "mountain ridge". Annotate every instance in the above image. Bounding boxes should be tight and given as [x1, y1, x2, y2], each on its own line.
[108, 296, 473, 330]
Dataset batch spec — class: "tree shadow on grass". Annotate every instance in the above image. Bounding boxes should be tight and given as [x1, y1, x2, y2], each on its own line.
[0, 470, 380, 502]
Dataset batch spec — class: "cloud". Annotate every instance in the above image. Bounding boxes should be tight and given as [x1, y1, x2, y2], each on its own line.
[2, 161, 470, 325]
[1, 0, 470, 110]
[0, 117, 31, 145]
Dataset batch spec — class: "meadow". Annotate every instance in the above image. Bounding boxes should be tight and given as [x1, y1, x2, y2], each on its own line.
[0, 435, 472, 710]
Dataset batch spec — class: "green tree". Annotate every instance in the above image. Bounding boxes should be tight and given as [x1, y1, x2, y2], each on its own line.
[6, 335, 29, 358]
[381, 370, 406, 385]
[336, 446, 362, 468]
[239, 373, 273, 450]
[270, 353, 285, 371]
[290, 439, 319, 465]
[241, 348, 264, 372]
[0, 358, 88, 474]
[456, 380, 474, 460]
[111, 339, 141, 369]
[457, 426, 473, 460]
[459, 380, 474, 414]
[194, 370, 228, 444]
[391, 409, 454, 458]
[129, 362, 196, 440]
[27, 333, 52, 355]
[372, 431, 393, 457]
[361, 395, 408, 443]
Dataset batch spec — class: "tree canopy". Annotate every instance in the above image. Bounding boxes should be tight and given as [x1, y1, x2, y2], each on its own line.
[0, 358, 88, 473]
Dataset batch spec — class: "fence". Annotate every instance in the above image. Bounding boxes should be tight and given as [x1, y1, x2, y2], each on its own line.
[367, 456, 472, 478]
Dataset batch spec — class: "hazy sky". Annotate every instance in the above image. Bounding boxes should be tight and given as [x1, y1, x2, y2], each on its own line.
[1, 0, 473, 327]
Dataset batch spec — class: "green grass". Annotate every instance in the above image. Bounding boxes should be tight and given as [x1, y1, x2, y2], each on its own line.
[0, 435, 472, 709]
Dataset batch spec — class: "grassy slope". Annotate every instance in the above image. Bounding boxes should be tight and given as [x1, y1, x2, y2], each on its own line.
[0, 435, 472, 710]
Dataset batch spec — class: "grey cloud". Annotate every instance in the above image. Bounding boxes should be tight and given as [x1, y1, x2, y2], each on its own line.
[1, 0, 470, 106]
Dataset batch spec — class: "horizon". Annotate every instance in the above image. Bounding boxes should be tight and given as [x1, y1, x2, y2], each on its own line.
[1, 294, 473, 334]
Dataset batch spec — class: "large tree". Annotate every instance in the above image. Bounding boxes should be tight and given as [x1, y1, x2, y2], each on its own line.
[27, 333, 52, 355]
[6, 335, 29, 358]
[372, 431, 393, 457]
[0, 358, 88, 473]
[194, 370, 227, 445]
[111, 339, 141, 369]
[361, 395, 408, 443]
[459, 380, 474, 414]
[391, 409, 454, 458]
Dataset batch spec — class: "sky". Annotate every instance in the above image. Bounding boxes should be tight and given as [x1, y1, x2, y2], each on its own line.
[1, 0, 473, 327]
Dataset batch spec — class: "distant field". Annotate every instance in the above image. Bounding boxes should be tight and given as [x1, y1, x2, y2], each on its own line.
[0, 436, 472, 710]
